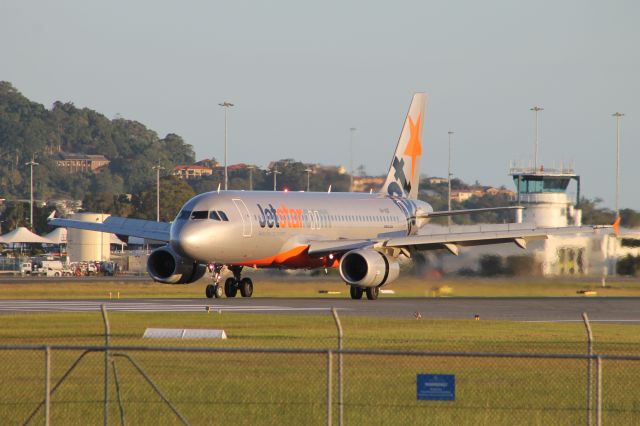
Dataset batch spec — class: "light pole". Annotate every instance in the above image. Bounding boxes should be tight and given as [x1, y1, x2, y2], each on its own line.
[349, 127, 356, 191]
[305, 168, 313, 192]
[530, 106, 544, 170]
[270, 167, 281, 191]
[612, 112, 624, 218]
[218, 101, 234, 190]
[447, 130, 454, 226]
[152, 161, 165, 222]
[25, 157, 39, 230]
[247, 166, 255, 191]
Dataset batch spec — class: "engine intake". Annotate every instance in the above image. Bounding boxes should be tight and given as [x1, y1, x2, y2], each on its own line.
[147, 245, 206, 284]
[339, 249, 399, 288]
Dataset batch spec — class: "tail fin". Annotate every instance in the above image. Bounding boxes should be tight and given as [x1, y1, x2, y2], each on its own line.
[379, 92, 427, 199]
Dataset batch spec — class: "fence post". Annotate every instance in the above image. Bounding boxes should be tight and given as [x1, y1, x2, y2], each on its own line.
[44, 346, 51, 426]
[595, 356, 602, 426]
[331, 308, 344, 426]
[326, 350, 333, 426]
[582, 312, 593, 426]
[101, 304, 110, 426]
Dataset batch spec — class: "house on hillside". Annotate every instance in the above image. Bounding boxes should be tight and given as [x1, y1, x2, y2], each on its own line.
[352, 176, 385, 192]
[173, 164, 213, 179]
[56, 153, 110, 173]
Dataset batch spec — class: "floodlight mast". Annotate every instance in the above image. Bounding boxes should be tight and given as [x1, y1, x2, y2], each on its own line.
[247, 166, 255, 191]
[152, 161, 165, 222]
[25, 157, 39, 230]
[612, 112, 624, 218]
[349, 128, 356, 191]
[218, 101, 234, 190]
[447, 130, 454, 226]
[530, 106, 544, 170]
[305, 168, 313, 192]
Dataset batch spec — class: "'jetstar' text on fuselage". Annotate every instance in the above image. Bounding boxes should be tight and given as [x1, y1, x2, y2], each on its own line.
[257, 203, 304, 228]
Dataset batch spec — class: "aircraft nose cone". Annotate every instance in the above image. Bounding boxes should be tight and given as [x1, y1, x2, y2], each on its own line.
[170, 223, 201, 259]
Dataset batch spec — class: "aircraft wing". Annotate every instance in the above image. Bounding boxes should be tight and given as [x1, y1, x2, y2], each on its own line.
[308, 224, 611, 257]
[49, 217, 171, 242]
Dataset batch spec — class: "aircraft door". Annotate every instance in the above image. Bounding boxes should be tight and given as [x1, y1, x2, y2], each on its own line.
[232, 199, 252, 237]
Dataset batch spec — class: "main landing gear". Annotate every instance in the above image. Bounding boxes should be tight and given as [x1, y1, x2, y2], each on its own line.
[349, 285, 379, 300]
[205, 265, 254, 299]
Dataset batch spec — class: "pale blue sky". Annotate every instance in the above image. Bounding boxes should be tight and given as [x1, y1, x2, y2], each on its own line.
[1, 0, 638, 208]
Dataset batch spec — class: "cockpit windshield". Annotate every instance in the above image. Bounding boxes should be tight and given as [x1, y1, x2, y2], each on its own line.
[190, 211, 208, 220]
[176, 209, 230, 221]
[177, 210, 192, 220]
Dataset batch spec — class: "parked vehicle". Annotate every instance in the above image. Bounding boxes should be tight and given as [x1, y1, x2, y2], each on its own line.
[44, 267, 63, 277]
[20, 262, 33, 275]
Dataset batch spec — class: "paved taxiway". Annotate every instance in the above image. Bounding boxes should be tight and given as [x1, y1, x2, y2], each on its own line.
[1, 298, 640, 322]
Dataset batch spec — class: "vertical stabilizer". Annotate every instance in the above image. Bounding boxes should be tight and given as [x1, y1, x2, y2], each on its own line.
[379, 93, 427, 199]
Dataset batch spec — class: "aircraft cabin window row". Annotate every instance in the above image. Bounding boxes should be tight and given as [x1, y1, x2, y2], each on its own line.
[179, 209, 401, 225]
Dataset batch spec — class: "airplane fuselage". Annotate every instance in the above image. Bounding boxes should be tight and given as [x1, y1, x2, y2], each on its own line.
[170, 190, 433, 268]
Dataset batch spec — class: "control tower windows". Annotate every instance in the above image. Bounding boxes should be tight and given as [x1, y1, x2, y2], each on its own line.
[513, 176, 571, 193]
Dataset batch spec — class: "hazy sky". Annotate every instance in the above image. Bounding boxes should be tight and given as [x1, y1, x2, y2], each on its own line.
[1, 1, 638, 209]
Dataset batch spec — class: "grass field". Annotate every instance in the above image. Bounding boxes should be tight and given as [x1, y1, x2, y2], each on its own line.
[1, 274, 639, 299]
[1, 307, 640, 425]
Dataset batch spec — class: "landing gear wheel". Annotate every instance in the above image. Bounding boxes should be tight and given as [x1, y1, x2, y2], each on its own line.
[366, 287, 379, 300]
[225, 278, 238, 297]
[205, 284, 215, 299]
[350, 286, 363, 300]
[240, 278, 254, 298]
[214, 284, 223, 298]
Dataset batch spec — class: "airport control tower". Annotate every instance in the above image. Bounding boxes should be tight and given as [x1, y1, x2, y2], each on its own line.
[510, 164, 582, 227]
[510, 163, 591, 275]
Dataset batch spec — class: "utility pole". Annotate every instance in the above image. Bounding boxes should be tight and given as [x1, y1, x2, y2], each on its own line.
[305, 168, 313, 192]
[152, 161, 165, 222]
[349, 127, 356, 191]
[25, 157, 39, 230]
[530, 106, 544, 170]
[447, 131, 454, 226]
[612, 112, 624, 218]
[218, 101, 234, 190]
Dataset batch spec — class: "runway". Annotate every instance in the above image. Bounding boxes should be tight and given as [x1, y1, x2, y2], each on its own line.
[1, 297, 640, 322]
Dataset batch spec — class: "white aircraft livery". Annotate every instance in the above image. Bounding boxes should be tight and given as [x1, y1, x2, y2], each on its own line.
[50, 93, 607, 300]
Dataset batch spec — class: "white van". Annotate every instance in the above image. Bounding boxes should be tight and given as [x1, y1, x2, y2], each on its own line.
[20, 262, 33, 275]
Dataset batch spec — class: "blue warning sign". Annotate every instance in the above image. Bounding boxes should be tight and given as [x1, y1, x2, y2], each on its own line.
[417, 374, 455, 401]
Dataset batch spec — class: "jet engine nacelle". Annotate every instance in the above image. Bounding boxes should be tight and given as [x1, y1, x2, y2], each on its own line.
[339, 249, 400, 288]
[147, 245, 206, 284]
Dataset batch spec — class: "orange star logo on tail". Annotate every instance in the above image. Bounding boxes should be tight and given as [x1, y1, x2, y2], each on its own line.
[403, 113, 422, 179]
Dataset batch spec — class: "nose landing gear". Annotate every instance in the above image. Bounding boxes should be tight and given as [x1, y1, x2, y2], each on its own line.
[205, 265, 254, 299]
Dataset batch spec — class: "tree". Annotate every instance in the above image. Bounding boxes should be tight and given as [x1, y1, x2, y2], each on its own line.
[580, 197, 615, 225]
[133, 176, 195, 221]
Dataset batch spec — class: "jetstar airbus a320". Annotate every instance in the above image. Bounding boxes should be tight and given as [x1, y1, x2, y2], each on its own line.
[51, 93, 607, 300]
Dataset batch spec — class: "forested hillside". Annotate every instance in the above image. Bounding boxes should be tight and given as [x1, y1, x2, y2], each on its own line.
[0, 81, 195, 200]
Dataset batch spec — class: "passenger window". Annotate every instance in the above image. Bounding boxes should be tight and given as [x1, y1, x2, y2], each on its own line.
[210, 211, 221, 221]
[191, 211, 208, 220]
[219, 211, 229, 221]
[177, 210, 192, 220]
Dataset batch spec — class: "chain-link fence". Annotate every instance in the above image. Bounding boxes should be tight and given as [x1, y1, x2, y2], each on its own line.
[1, 307, 640, 425]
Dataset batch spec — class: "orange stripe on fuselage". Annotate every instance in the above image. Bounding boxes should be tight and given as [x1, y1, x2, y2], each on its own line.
[234, 245, 337, 268]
